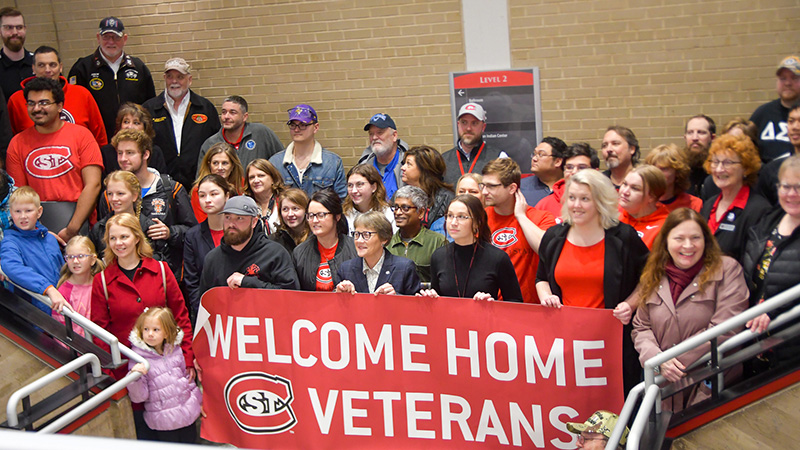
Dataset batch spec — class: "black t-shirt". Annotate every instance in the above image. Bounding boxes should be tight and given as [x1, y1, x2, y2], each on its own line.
[120, 260, 143, 282]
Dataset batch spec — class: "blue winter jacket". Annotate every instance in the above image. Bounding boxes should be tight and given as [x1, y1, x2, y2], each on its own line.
[0, 222, 62, 314]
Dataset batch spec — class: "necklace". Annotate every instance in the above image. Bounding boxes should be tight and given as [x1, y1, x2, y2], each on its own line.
[453, 242, 478, 298]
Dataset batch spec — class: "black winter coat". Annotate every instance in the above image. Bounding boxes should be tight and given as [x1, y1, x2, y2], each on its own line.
[701, 189, 773, 262]
[292, 234, 357, 291]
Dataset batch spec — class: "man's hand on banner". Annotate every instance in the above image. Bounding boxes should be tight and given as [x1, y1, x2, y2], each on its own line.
[227, 272, 245, 289]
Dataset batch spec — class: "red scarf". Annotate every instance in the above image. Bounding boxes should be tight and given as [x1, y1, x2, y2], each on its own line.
[665, 258, 704, 302]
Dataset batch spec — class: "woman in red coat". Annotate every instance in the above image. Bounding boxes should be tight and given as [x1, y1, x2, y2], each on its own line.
[91, 212, 195, 440]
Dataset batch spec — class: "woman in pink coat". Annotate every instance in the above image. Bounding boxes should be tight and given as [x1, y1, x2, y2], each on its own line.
[629, 208, 749, 411]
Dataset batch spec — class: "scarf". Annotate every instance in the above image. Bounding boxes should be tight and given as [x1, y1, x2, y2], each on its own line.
[665, 258, 704, 302]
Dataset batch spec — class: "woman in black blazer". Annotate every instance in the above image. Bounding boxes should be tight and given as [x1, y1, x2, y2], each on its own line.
[336, 211, 420, 295]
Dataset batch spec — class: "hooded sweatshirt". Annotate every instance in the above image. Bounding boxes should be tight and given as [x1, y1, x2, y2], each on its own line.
[619, 203, 670, 249]
[0, 221, 62, 313]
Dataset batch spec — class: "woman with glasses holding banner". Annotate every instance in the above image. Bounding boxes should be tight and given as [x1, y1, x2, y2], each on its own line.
[292, 188, 357, 291]
[335, 211, 420, 295]
[417, 195, 522, 302]
[535, 169, 649, 395]
[700, 134, 771, 261]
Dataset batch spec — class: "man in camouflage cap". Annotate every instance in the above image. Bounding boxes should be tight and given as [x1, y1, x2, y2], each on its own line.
[566, 410, 629, 449]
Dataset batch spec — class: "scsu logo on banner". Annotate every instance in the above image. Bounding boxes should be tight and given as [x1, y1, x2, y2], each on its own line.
[492, 227, 518, 248]
[25, 146, 73, 178]
[224, 372, 297, 434]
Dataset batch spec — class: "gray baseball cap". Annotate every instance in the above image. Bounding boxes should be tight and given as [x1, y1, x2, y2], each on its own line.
[222, 196, 259, 217]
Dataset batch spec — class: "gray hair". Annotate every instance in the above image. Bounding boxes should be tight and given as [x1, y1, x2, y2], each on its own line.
[353, 210, 393, 242]
[223, 95, 248, 113]
[561, 169, 620, 229]
[394, 185, 428, 211]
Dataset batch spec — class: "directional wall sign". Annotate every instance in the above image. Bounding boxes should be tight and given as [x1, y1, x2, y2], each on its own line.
[449, 68, 542, 173]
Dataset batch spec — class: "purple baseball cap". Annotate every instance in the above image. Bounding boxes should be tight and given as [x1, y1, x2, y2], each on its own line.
[287, 104, 318, 124]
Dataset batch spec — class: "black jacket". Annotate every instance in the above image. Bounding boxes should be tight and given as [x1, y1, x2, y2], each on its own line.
[199, 231, 300, 294]
[337, 250, 421, 295]
[143, 90, 221, 189]
[701, 189, 773, 262]
[269, 228, 301, 255]
[442, 141, 504, 185]
[184, 220, 217, 318]
[68, 49, 156, 142]
[536, 221, 650, 395]
[292, 234, 357, 291]
[742, 207, 800, 317]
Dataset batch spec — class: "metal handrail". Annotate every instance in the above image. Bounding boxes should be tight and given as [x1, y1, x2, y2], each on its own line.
[0, 271, 149, 433]
[0, 270, 123, 366]
[607, 282, 800, 449]
[6, 353, 101, 427]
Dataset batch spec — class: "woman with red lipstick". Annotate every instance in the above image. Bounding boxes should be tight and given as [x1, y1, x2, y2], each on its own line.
[631, 208, 748, 411]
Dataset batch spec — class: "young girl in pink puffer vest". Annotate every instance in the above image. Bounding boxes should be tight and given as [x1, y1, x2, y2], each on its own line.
[128, 307, 202, 443]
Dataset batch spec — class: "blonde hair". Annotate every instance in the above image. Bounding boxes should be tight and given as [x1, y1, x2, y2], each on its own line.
[104, 170, 142, 217]
[57, 236, 105, 287]
[132, 307, 179, 349]
[9, 186, 41, 209]
[103, 213, 153, 264]
[562, 170, 620, 229]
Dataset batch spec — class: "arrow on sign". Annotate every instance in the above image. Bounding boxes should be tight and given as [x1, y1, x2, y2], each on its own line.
[458, 90, 465, 96]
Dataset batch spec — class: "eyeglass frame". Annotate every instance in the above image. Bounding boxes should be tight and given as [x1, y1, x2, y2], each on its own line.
[390, 204, 418, 213]
[306, 211, 331, 221]
[64, 254, 92, 262]
[352, 231, 377, 241]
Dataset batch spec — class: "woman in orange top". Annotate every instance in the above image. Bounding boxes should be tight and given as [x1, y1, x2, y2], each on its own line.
[618, 165, 670, 249]
[536, 169, 649, 394]
[645, 143, 703, 212]
[191, 143, 244, 221]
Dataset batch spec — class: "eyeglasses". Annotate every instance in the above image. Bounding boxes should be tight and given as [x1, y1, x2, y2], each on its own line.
[287, 122, 313, 131]
[352, 231, 376, 241]
[577, 435, 608, 445]
[64, 254, 91, 261]
[480, 182, 503, 190]
[26, 100, 57, 108]
[445, 214, 472, 222]
[564, 164, 591, 172]
[778, 183, 800, 194]
[347, 181, 369, 190]
[1, 25, 25, 32]
[390, 204, 418, 213]
[709, 159, 742, 169]
[306, 212, 330, 221]
[531, 151, 553, 159]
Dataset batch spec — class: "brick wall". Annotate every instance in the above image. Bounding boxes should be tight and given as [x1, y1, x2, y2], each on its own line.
[17, 0, 800, 167]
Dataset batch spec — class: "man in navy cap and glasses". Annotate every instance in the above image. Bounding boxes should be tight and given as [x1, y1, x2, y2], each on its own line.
[68, 17, 156, 143]
[357, 113, 409, 200]
[269, 104, 346, 199]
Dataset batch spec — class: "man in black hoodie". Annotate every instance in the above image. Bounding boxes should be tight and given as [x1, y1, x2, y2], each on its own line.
[199, 196, 299, 296]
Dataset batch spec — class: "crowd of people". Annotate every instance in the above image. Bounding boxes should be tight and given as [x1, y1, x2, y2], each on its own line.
[1, 8, 799, 447]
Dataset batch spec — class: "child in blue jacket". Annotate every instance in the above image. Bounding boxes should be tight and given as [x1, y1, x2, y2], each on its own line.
[0, 186, 70, 314]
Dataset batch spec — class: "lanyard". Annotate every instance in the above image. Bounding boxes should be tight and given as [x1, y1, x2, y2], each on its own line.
[457, 142, 485, 176]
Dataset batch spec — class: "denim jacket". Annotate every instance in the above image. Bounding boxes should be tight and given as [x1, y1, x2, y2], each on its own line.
[269, 141, 347, 198]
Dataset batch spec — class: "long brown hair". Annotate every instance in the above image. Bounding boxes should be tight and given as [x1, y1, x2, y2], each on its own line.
[451, 194, 491, 243]
[195, 143, 244, 193]
[637, 208, 722, 305]
[403, 145, 453, 206]
[244, 158, 285, 201]
[342, 164, 389, 215]
[277, 188, 310, 245]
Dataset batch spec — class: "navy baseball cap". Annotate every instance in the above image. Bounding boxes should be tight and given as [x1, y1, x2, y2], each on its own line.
[99, 17, 125, 37]
[364, 113, 397, 131]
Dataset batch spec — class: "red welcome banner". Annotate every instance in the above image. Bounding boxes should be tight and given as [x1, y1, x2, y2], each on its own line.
[193, 288, 623, 449]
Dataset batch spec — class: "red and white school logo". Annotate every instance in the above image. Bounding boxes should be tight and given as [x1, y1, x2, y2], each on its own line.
[491, 227, 518, 249]
[24, 146, 74, 179]
[224, 372, 296, 434]
[316, 264, 332, 284]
